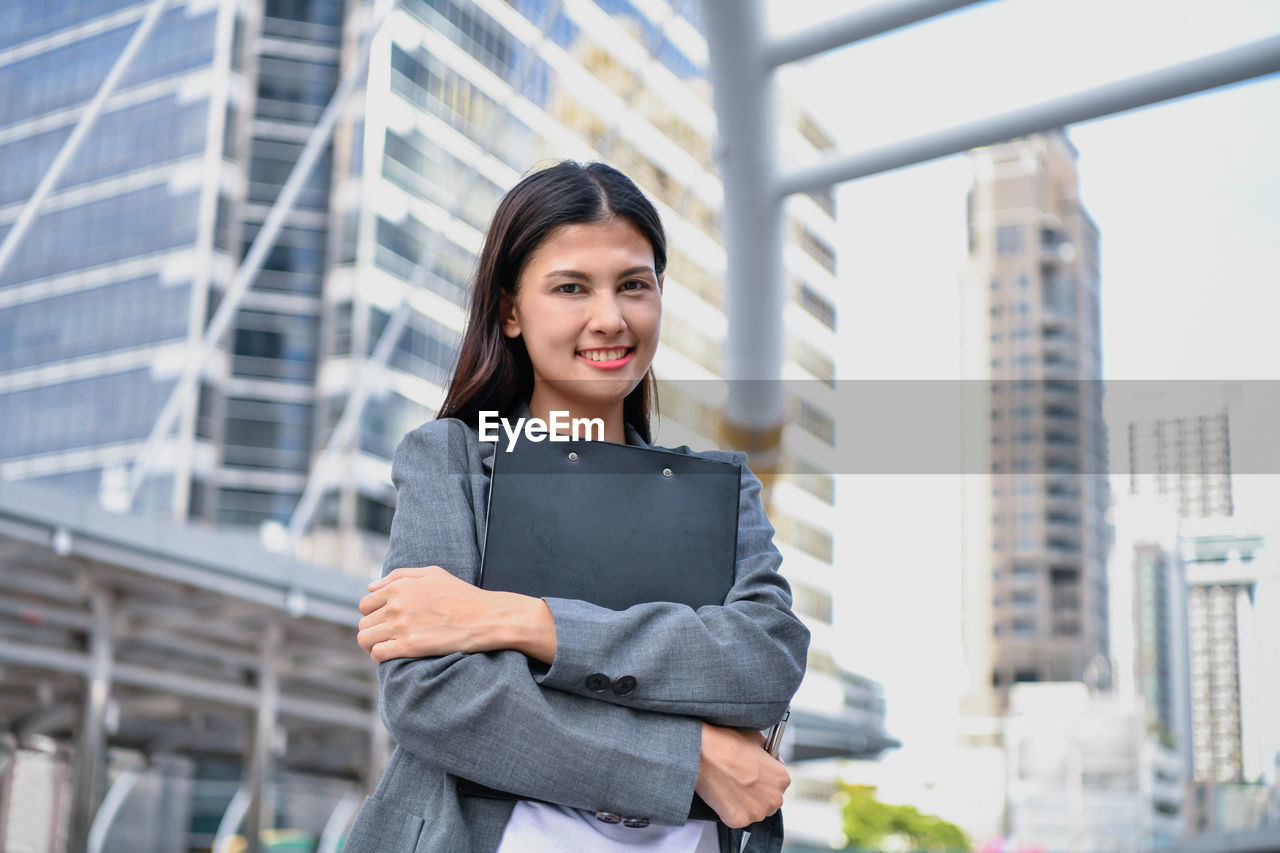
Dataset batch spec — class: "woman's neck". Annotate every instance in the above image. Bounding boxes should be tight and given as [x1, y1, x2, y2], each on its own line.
[526, 391, 628, 444]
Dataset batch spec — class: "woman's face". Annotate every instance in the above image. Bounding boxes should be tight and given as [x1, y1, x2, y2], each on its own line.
[503, 217, 662, 418]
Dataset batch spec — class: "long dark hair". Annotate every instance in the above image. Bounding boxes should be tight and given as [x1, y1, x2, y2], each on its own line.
[438, 161, 665, 442]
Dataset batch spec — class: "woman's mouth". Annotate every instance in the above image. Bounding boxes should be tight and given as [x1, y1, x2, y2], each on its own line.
[576, 347, 635, 369]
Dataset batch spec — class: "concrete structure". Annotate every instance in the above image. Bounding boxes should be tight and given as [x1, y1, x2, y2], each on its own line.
[959, 131, 1110, 718]
[0, 479, 375, 852]
[0, 476, 892, 851]
[1185, 780, 1279, 838]
[1004, 682, 1184, 853]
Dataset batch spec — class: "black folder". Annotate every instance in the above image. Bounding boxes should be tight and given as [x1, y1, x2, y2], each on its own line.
[460, 430, 742, 821]
[477, 433, 741, 610]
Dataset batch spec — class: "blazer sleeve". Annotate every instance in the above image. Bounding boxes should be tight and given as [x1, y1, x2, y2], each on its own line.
[533, 451, 811, 730]
[375, 420, 702, 826]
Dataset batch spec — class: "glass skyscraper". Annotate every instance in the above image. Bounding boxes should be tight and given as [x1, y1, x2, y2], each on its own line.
[1, 0, 877, 839]
[1, 0, 842, 596]
[1, 0, 224, 507]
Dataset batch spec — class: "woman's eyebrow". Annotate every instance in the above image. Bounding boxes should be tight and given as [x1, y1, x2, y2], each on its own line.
[542, 266, 654, 280]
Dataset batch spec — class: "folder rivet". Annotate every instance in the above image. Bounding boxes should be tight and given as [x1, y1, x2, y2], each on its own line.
[662, 468, 672, 477]
[568, 452, 578, 462]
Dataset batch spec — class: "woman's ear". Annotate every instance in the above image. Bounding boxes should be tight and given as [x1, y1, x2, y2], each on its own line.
[500, 292, 521, 339]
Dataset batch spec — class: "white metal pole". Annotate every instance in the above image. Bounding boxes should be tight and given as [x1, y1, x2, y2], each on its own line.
[212, 785, 250, 853]
[317, 790, 361, 853]
[86, 765, 142, 853]
[776, 33, 1280, 198]
[68, 588, 113, 853]
[765, 0, 989, 68]
[702, 0, 786, 433]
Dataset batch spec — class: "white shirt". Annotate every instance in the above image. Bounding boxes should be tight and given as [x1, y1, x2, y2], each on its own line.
[496, 801, 721, 853]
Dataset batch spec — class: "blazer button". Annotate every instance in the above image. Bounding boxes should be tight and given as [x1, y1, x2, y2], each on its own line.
[585, 673, 610, 693]
[594, 811, 622, 824]
[623, 817, 650, 828]
[611, 675, 637, 696]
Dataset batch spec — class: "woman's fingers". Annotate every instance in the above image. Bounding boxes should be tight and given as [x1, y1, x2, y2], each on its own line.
[357, 622, 394, 655]
[354, 567, 496, 660]
[694, 723, 790, 828]
[358, 587, 388, 616]
[359, 566, 444, 614]
[368, 639, 403, 662]
[356, 606, 385, 632]
[367, 565, 434, 591]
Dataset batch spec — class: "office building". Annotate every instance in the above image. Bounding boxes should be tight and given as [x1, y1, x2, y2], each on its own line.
[1106, 496, 1192, 841]
[1180, 530, 1267, 784]
[1110, 384, 1280, 839]
[0, 0, 228, 511]
[1108, 497, 1192, 762]
[958, 131, 1110, 720]
[1180, 529, 1278, 834]
[0, 0, 840, 584]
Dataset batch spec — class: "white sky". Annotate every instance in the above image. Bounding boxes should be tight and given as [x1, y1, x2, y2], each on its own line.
[763, 0, 1280, 788]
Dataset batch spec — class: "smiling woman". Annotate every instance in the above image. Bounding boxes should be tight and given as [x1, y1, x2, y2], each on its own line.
[499, 215, 662, 443]
[345, 161, 809, 853]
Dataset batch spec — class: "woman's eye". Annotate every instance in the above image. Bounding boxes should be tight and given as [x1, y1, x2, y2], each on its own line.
[621, 279, 649, 291]
[555, 283, 581, 294]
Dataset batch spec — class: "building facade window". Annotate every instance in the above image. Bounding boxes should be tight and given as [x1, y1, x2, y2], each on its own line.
[996, 225, 1023, 255]
[797, 282, 836, 330]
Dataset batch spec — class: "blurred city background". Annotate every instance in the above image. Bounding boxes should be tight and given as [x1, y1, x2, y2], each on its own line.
[0, 0, 1277, 851]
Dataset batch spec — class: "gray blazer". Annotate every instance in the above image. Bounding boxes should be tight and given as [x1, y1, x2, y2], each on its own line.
[345, 413, 810, 853]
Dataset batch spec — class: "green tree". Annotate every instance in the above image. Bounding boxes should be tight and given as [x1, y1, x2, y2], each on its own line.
[837, 783, 970, 851]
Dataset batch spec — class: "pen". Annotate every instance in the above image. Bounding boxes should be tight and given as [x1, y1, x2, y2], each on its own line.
[763, 708, 789, 758]
[742, 708, 791, 851]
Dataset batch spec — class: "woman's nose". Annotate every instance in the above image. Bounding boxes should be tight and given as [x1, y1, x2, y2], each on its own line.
[587, 292, 626, 334]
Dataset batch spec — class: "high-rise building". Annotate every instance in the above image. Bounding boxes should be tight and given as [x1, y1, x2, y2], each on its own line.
[1126, 408, 1233, 520]
[1111, 392, 1236, 762]
[0, 0, 230, 511]
[1105, 495, 1192, 841]
[1, 0, 868, 834]
[958, 131, 1110, 720]
[1110, 385, 1280, 836]
[0, 0, 841, 581]
[1108, 497, 1191, 763]
[1180, 530, 1266, 784]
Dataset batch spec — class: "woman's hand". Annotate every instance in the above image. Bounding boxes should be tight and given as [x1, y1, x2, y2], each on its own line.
[694, 722, 790, 828]
[357, 567, 558, 663]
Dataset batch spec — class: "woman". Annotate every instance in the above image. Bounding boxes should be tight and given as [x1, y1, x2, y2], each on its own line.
[347, 161, 809, 853]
